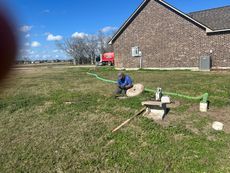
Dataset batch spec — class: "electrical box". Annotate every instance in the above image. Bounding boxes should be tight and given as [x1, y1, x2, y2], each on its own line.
[199, 56, 211, 71]
[132, 46, 141, 57]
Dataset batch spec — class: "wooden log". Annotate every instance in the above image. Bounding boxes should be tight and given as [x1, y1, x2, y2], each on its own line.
[112, 107, 146, 133]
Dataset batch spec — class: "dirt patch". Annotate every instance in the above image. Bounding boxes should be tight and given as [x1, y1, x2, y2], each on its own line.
[142, 104, 230, 134]
[173, 134, 187, 141]
[34, 101, 53, 113]
[12, 67, 44, 74]
[202, 106, 230, 133]
[185, 124, 200, 134]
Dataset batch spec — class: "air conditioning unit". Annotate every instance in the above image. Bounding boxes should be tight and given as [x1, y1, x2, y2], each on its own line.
[132, 46, 141, 57]
[199, 56, 211, 71]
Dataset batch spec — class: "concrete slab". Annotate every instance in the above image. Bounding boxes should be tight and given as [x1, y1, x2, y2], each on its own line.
[144, 108, 165, 120]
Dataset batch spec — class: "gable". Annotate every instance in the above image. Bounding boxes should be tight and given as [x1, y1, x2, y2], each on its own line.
[109, 0, 150, 45]
[109, 0, 230, 44]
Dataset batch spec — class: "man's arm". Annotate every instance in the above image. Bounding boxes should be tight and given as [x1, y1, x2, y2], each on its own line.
[117, 79, 125, 89]
[124, 76, 133, 89]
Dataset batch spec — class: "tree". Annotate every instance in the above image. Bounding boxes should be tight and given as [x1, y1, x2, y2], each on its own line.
[84, 35, 99, 64]
[97, 30, 114, 54]
[57, 31, 115, 65]
[57, 37, 90, 65]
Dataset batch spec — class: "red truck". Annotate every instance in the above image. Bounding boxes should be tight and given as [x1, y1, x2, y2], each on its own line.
[96, 52, 114, 66]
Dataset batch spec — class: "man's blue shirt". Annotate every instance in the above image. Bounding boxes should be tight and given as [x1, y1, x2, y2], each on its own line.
[118, 75, 133, 88]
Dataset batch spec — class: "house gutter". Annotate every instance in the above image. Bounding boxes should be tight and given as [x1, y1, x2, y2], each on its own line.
[207, 28, 230, 34]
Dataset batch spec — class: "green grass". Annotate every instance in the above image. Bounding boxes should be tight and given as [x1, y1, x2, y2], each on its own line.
[0, 66, 230, 172]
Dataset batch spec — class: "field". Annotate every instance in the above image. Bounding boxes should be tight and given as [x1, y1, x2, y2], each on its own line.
[0, 65, 230, 172]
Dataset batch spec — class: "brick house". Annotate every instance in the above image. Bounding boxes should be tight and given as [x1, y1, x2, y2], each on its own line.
[109, 0, 230, 70]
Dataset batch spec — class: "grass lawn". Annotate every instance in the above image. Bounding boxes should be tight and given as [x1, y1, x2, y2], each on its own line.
[0, 65, 230, 172]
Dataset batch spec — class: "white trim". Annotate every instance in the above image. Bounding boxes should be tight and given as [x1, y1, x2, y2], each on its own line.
[109, 0, 149, 45]
[126, 68, 140, 71]
[116, 67, 230, 71]
[142, 67, 200, 71]
[115, 68, 140, 71]
[116, 67, 200, 71]
[207, 28, 230, 34]
[199, 69, 211, 72]
[212, 67, 230, 70]
[206, 28, 213, 33]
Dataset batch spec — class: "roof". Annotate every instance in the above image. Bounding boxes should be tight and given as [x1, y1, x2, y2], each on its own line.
[189, 6, 230, 30]
[109, 0, 230, 45]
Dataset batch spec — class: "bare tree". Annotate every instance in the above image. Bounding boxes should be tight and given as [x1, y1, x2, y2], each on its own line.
[84, 35, 99, 64]
[57, 37, 90, 65]
[97, 30, 114, 54]
[57, 31, 115, 65]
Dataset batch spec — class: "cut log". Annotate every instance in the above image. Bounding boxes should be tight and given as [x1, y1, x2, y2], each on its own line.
[112, 107, 146, 133]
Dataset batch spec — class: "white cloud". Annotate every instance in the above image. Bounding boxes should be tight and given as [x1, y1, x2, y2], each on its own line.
[47, 34, 63, 41]
[25, 34, 30, 38]
[31, 41, 41, 47]
[72, 32, 88, 38]
[20, 25, 33, 32]
[101, 26, 117, 33]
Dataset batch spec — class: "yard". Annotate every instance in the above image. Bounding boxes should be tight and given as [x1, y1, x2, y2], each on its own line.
[0, 65, 230, 172]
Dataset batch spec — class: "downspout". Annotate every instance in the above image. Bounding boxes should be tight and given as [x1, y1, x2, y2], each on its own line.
[139, 51, 143, 69]
[140, 56, 142, 69]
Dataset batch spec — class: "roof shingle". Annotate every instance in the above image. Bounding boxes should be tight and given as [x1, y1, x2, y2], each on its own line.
[188, 6, 230, 30]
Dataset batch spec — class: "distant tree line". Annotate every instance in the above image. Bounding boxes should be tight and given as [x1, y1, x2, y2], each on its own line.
[57, 31, 114, 65]
[16, 59, 73, 65]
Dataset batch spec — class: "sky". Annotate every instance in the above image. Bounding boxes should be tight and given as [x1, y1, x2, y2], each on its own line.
[0, 0, 229, 60]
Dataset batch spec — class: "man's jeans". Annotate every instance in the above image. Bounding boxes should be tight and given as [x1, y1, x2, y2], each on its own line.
[115, 85, 133, 96]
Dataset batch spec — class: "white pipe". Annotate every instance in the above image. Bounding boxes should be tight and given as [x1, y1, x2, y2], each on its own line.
[140, 56, 142, 69]
[139, 51, 142, 69]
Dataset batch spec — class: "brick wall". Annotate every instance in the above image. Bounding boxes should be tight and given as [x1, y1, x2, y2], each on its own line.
[113, 0, 230, 69]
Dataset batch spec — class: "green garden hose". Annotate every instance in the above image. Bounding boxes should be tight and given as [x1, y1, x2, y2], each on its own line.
[145, 88, 209, 103]
[87, 72, 209, 103]
[87, 72, 117, 84]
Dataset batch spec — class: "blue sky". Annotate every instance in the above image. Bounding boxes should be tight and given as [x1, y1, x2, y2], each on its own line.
[1, 0, 229, 60]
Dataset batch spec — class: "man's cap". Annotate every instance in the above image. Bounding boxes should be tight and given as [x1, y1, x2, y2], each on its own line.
[118, 72, 125, 79]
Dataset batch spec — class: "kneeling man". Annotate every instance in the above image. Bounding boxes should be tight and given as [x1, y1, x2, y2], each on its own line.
[115, 72, 133, 96]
